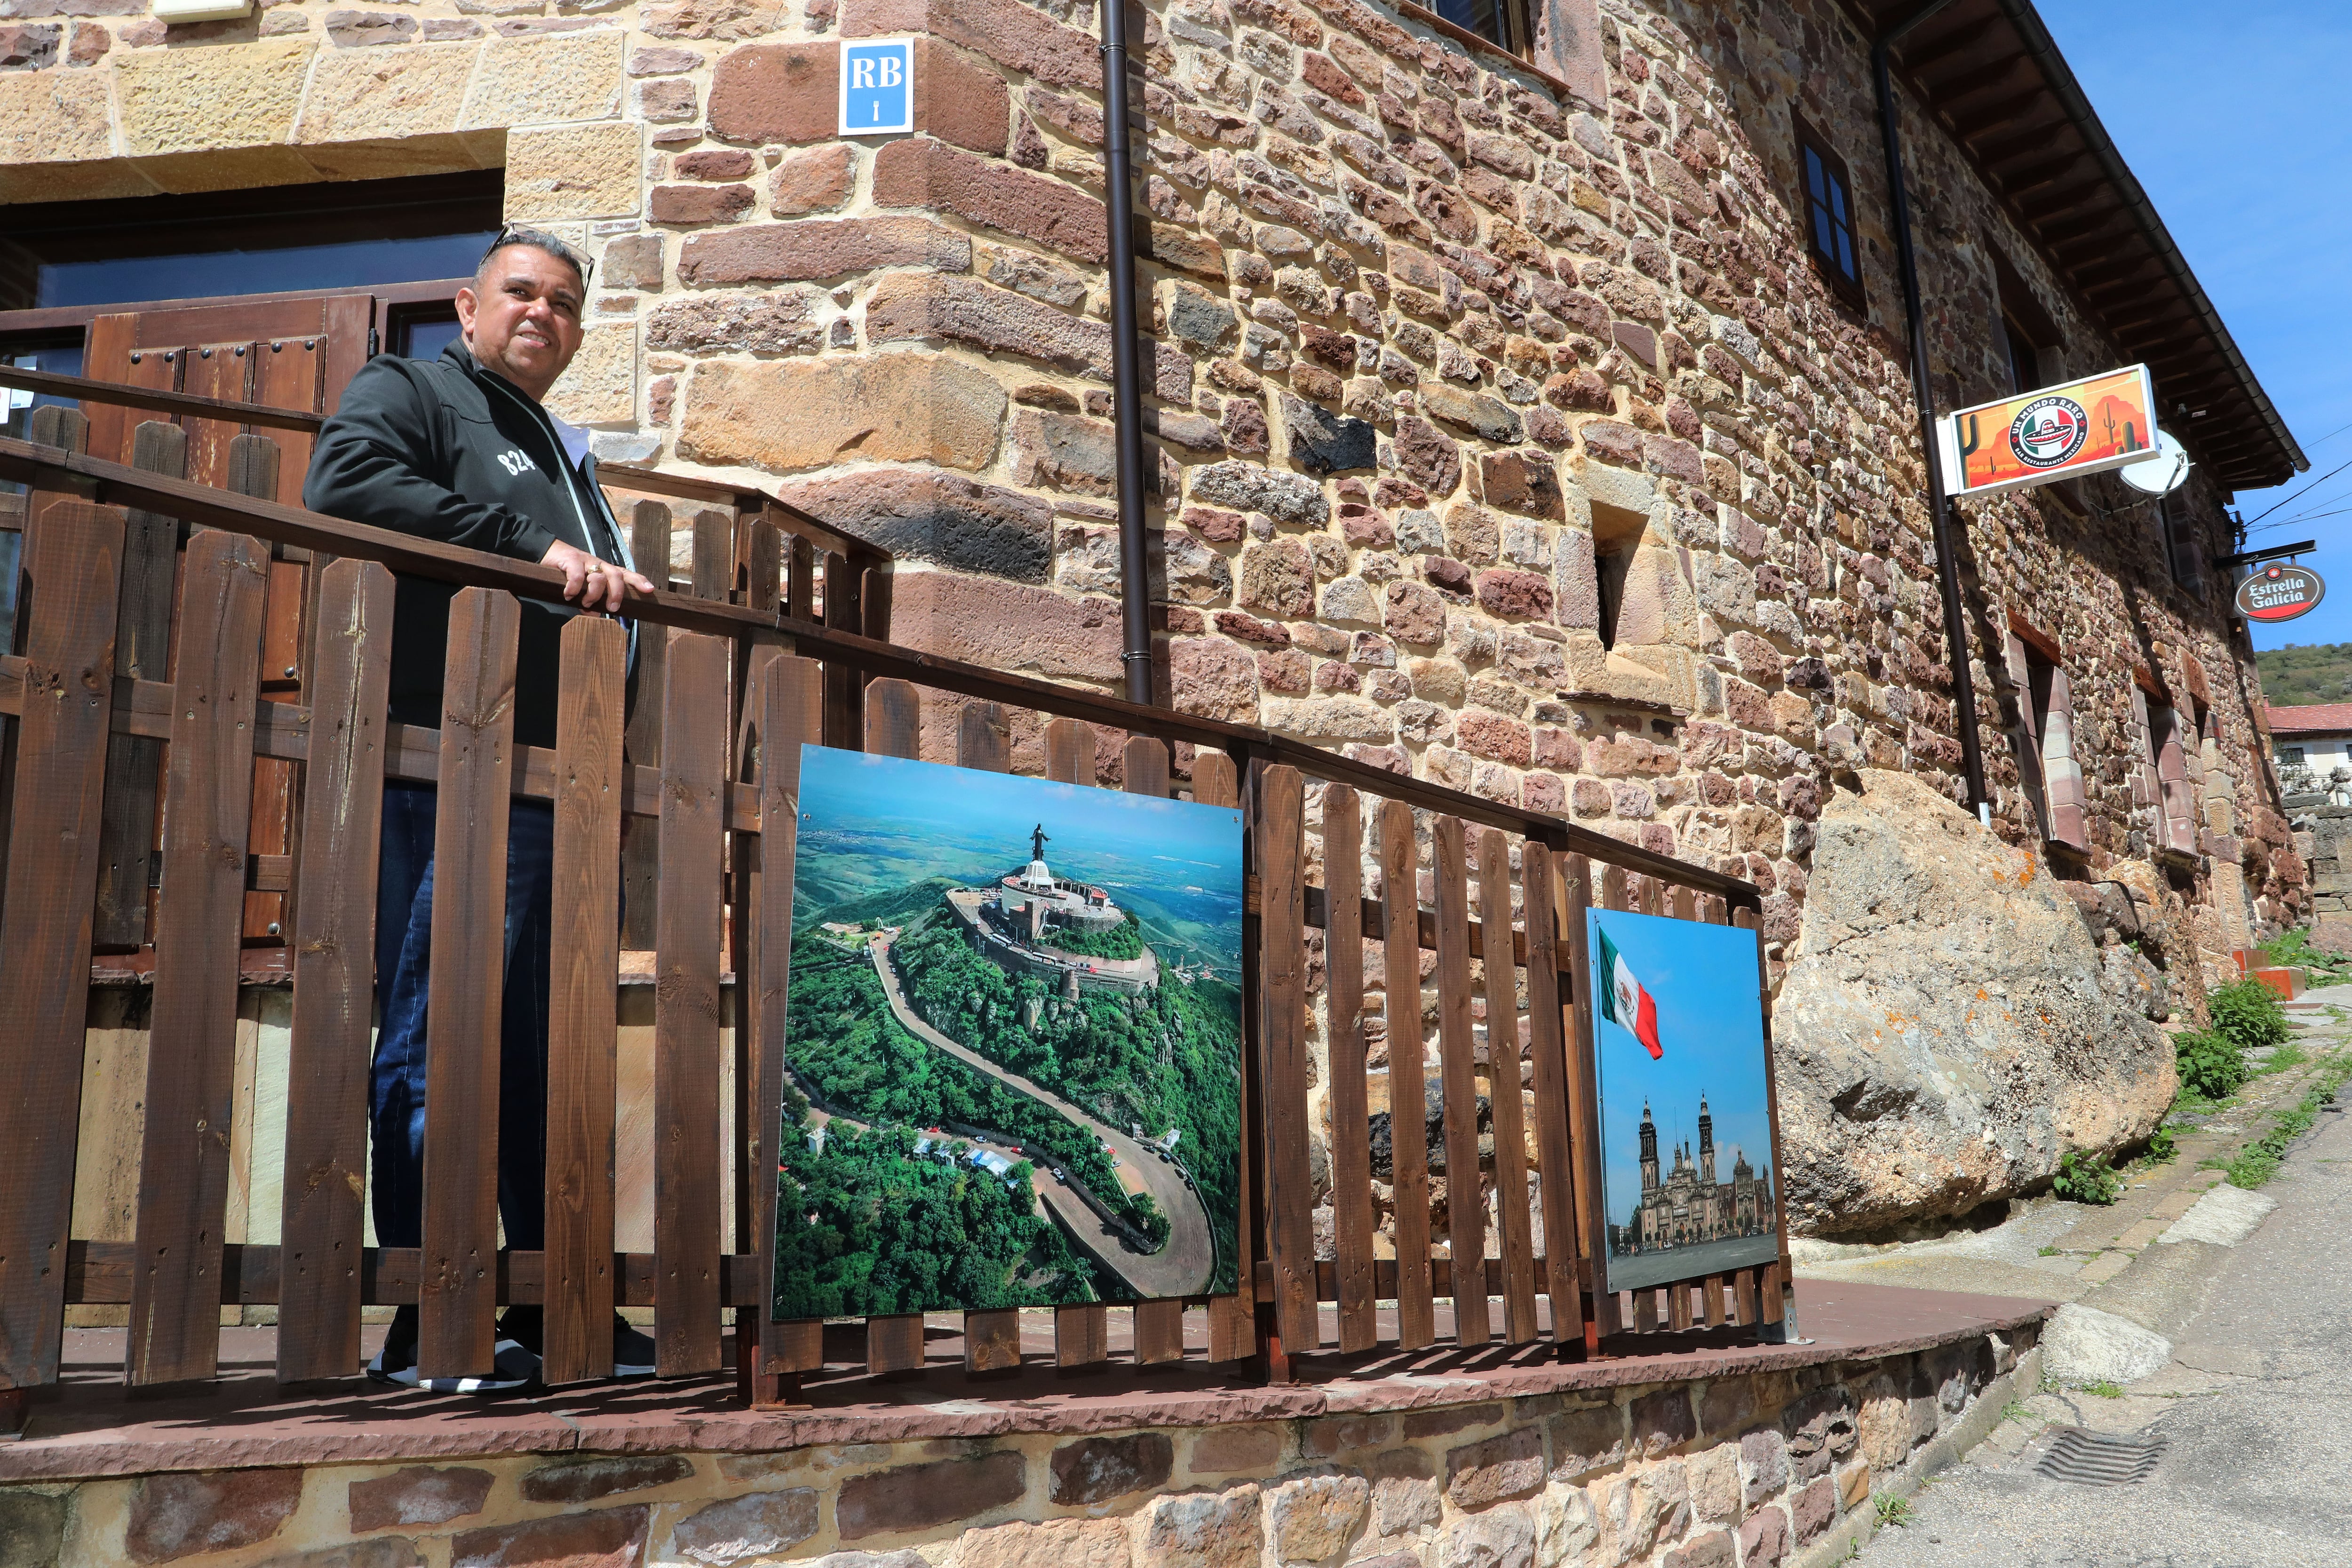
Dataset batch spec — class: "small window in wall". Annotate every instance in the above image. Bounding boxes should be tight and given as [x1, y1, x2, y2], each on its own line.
[2147, 698, 2199, 855]
[2000, 313, 2040, 395]
[2283, 746, 2307, 767]
[1430, 0, 1530, 50]
[1792, 112, 1862, 305]
[2007, 616, 2088, 848]
[2159, 495, 2208, 593]
[1989, 247, 2062, 397]
[1593, 505, 1649, 652]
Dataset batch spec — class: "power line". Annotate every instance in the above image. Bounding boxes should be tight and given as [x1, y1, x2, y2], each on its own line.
[2242, 454, 2352, 527]
[2250, 503, 2352, 533]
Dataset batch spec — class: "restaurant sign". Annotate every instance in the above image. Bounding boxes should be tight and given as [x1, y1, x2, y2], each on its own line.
[1936, 364, 2160, 499]
[2235, 563, 2325, 624]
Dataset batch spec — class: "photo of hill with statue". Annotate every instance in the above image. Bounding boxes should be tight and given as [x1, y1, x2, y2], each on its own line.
[772, 746, 1245, 1322]
[1588, 907, 1781, 1294]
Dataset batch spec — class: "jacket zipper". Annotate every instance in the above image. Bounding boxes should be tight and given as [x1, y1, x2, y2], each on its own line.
[472, 360, 640, 674]
[476, 367, 625, 564]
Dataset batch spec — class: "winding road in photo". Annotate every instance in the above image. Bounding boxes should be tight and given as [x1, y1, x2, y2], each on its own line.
[865, 932, 1216, 1301]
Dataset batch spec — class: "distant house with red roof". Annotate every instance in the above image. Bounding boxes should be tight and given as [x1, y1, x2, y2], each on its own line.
[2267, 703, 2352, 778]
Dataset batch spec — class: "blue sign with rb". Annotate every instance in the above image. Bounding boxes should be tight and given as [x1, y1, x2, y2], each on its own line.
[838, 39, 914, 135]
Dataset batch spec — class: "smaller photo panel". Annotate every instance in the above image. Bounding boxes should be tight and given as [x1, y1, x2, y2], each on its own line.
[1588, 907, 1780, 1294]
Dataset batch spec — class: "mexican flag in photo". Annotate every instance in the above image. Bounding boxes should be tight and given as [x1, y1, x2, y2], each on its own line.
[1597, 924, 1663, 1059]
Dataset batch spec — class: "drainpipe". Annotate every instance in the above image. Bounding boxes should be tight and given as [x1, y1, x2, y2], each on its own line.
[1873, 0, 1990, 822]
[1100, 0, 1154, 706]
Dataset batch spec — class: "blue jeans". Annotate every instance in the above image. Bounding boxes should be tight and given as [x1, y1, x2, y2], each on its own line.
[371, 782, 554, 1255]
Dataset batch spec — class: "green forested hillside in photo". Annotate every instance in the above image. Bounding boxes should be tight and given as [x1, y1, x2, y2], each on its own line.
[773, 1117, 1095, 1319]
[892, 918, 1242, 1288]
[776, 936, 1134, 1312]
[794, 875, 961, 934]
[2257, 643, 2352, 706]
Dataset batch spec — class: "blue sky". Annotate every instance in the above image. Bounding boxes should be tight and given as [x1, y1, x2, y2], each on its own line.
[1588, 909, 1774, 1231]
[2040, 3, 2352, 649]
[795, 745, 1244, 876]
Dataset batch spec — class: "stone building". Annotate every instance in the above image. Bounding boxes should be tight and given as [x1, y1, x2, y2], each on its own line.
[0, 0, 2308, 1229]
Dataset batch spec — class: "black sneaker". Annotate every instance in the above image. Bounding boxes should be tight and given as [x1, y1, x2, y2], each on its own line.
[366, 1305, 420, 1389]
[612, 1317, 656, 1378]
[492, 1307, 655, 1381]
[366, 1305, 541, 1394]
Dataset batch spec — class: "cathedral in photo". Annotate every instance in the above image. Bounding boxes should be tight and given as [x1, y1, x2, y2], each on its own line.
[1618, 1097, 1775, 1258]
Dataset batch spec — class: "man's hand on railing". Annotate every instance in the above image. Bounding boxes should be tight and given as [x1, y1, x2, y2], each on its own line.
[540, 538, 656, 613]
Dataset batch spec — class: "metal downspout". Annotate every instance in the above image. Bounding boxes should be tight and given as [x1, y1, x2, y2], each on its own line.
[1100, 0, 1154, 706]
[1873, 0, 1990, 818]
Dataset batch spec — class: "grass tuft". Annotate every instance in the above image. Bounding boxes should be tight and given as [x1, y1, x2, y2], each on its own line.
[2053, 1149, 2124, 1204]
[2227, 1052, 2352, 1190]
[1875, 1494, 1915, 1528]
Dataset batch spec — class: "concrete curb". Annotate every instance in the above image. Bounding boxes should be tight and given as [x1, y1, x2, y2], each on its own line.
[1789, 1343, 2046, 1568]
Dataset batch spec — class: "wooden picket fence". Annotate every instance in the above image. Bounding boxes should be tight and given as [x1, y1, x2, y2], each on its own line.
[0, 380, 1783, 1426]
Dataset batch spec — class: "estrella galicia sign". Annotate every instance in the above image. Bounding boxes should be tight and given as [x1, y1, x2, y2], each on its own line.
[2235, 563, 2326, 624]
[2009, 394, 2090, 470]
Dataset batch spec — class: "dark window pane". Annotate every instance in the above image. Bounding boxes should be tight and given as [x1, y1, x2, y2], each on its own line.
[2, 342, 86, 446]
[1432, 0, 1511, 46]
[1805, 146, 1825, 202]
[1836, 228, 1855, 279]
[400, 316, 465, 363]
[1828, 177, 1848, 223]
[1812, 204, 1836, 259]
[37, 232, 495, 310]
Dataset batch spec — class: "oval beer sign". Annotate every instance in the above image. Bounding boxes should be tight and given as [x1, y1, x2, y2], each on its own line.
[2236, 563, 2325, 623]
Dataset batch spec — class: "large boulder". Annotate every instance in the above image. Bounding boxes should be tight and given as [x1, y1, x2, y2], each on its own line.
[1774, 770, 2176, 1236]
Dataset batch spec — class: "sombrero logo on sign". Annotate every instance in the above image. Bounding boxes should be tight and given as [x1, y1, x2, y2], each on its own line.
[2010, 395, 2090, 469]
[2236, 564, 2326, 624]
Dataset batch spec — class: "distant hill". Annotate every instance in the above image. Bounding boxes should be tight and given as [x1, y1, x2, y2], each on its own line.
[2257, 644, 2352, 708]
[799, 875, 961, 933]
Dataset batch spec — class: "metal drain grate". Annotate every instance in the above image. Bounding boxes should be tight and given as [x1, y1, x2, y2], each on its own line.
[2036, 1426, 2167, 1486]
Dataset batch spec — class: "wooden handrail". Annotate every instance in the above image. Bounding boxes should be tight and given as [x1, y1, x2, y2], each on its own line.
[0, 362, 888, 565]
[0, 434, 1763, 905]
[0, 363, 323, 432]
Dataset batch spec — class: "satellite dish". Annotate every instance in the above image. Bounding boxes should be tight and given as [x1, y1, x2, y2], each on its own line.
[2118, 429, 2191, 496]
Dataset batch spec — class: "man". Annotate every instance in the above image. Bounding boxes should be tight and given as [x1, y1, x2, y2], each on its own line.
[306, 226, 659, 1392]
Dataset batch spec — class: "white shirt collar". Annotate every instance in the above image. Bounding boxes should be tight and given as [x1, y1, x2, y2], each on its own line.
[543, 406, 594, 473]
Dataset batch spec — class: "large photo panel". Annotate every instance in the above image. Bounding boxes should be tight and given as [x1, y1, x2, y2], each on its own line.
[1588, 907, 1779, 1294]
[773, 746, 1246, 1321]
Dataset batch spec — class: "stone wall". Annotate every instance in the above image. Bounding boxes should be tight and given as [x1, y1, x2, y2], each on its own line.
[1, 0, 2298, 1232]
[0, 1324, 2041, 1568]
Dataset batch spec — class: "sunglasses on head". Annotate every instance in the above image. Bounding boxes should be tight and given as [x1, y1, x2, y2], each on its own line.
[479, 223, 595, 289]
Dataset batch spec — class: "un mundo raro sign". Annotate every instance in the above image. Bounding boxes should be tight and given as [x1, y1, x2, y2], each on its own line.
[1936, 365, 2160, 500]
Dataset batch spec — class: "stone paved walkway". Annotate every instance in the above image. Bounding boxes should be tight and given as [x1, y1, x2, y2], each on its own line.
[1819, 995, 2352, 1566]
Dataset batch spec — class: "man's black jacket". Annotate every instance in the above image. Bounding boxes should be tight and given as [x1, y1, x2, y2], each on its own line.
[303, 342, 633, 750]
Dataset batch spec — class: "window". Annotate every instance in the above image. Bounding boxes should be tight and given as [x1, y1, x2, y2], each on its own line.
[1792, 113, 1862, 303]
[1999, 312, 2040, 395]
[1429, 0, 1530, 50]
[2159, 494, 2207, 594]
[1988, 247, 2061, 397]
[2145, 696, 2199, 855]
[0, 171, 500, 314]
[2283, 746, 2307, 767]
[1592, 503, 1650, 652]
[2006, 615, 2087, 849]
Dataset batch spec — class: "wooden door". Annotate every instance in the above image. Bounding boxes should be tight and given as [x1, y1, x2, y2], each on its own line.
[77, 294, 375, 950]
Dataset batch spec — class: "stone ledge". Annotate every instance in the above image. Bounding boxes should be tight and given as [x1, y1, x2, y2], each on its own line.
[0, 1282, 2051, 1483]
